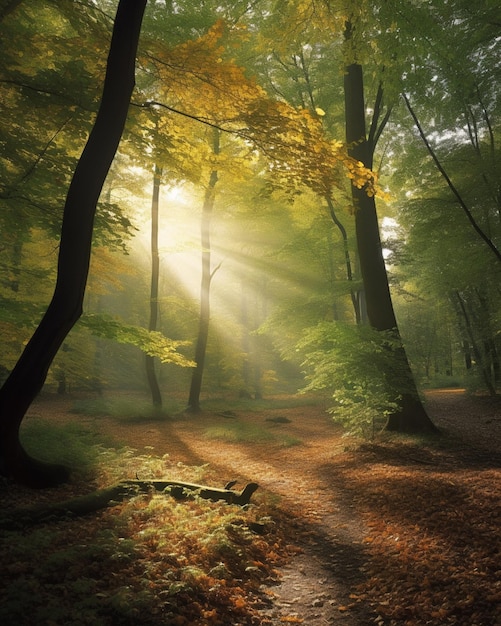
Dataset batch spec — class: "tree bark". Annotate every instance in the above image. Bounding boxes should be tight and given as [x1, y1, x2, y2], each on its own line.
[187, 129, 220, 412]
[0, 0, 147, 487]
[343, 23, 437, 434]
[145, 164, 163, 409]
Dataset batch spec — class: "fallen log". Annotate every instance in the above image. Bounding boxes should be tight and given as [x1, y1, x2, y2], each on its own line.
[0, 480, 259, 530]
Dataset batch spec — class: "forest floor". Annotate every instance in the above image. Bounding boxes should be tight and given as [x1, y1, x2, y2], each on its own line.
[1, 389, 500, 625]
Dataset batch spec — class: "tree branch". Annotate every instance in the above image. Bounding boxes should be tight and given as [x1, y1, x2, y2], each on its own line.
[403, 92, 501, 263]
[0, 480, 259, 529]
[368, 82, 392, 150]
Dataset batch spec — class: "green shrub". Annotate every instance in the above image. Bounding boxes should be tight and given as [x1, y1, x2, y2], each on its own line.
[298, 321, 411, 437]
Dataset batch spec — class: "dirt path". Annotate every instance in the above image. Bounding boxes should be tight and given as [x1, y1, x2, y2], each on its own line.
[24, 389, 501, 625]
[27, 398, 376, 623]
[159, 408, 374, 625]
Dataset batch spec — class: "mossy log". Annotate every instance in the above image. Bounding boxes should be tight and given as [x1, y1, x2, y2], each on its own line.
[0, 480, 259, 530]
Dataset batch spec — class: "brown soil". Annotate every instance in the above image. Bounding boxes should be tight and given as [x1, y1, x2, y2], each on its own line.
[17, 388, 501, 625]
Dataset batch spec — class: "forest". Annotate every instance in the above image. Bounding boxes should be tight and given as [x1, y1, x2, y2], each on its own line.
[0, 1, 500, 625]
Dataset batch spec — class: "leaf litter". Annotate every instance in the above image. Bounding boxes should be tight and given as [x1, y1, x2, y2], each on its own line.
[0, 390, 499, 625]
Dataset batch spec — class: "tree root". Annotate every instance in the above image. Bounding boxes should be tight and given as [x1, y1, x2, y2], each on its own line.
[0, 480, 259, 530]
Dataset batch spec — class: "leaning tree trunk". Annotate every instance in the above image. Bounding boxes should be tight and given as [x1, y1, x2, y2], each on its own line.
[187, 129, 220, 412]
[0, 0, 147, 487]
[145, 164, 163, 409]
[343, 22, 437, 434]
[325, 195, 361, 323]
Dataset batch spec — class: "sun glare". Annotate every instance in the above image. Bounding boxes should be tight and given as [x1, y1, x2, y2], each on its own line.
[130, 178, 292, 358]
[165, 184, 189, 203]
[156, 184, 203, 300]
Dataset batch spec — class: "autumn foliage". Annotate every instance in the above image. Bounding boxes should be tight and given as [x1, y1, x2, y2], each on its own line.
[1, 393, 499, 625]
[0, 443, 289, 625]
[142, 20, 378, 198]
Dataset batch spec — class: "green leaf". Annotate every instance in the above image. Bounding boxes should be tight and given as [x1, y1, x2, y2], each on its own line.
[79, 313, 194, 367]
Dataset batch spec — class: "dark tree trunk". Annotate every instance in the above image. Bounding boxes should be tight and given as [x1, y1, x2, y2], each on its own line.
[187, 129, 220, 412]
[145, 164, 163, 409]
[0, 0, 147, 487]
[343, 24, 437, 434]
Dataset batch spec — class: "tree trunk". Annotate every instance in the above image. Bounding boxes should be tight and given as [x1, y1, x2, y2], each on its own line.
[0, 0, 147, 487]
[0, 480, 259, 529]
[240, 278, 251, 394]
[343, 23, 437, 434]
[251, 289, 266, 400]
[453, 290, 496, 395]
[187, 129, 220, 412]
[474, 287, 499, 391]
[325, 195, 361, 323]
[145, 164, 163, 409]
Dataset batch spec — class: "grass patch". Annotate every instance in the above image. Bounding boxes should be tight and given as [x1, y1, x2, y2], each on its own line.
[70, 392, 325, 421]
[202, 393, 324, 413]
[20, 420, 108, 475]
[0, 491, 285, 625]
[205, 421, 301, 447]
[70, 395, 185, 422]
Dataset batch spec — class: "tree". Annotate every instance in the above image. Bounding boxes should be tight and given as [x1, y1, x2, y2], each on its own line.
[246, 31, 363, 323]
[391, 148, 501, 395]
[0, 1, 143, 386]
[383, 0, 501, 394]
[145, 164, 164, 409]
[0, 0, 147, 487]
[343, 15, 437, 433]
[241, 1, 436, 432]
[403, 93, 501, 265]
[187, 128, 220, 412]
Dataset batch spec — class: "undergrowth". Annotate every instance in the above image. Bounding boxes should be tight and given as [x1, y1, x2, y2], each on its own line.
[70, 392, 320, 423]
[1, 426, 290, 625]
[20, 420, 109, 476]
[70, 396, 185, 421]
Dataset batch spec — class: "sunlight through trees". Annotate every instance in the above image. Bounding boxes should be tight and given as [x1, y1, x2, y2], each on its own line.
[1, 0, 501, 484]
